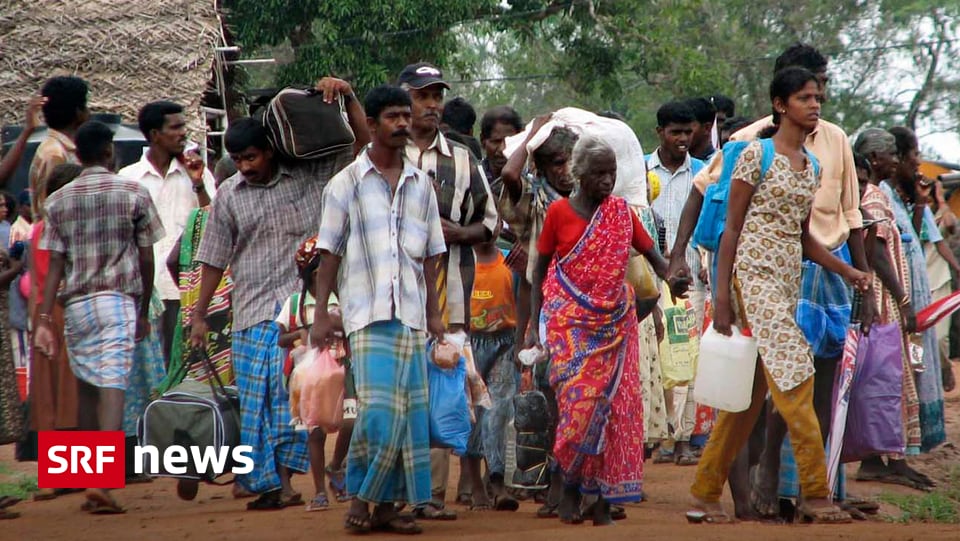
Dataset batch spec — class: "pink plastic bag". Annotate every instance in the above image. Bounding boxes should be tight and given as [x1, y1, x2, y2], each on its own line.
[294, 347, 345, 433]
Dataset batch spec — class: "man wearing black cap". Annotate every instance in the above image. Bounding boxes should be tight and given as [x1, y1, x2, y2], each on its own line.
[398, 62, 500, 519]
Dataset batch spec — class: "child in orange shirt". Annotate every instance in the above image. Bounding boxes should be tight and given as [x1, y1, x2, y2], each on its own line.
[464, 238, 520, 511]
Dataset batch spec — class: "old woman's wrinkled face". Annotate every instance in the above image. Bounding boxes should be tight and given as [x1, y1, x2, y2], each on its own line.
[578, 149, 617, 202]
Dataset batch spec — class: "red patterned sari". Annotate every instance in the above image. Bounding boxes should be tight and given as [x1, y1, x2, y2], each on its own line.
[543, 196, 644, 502]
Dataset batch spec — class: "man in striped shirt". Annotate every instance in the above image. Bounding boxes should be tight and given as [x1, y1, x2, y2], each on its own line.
[312, 85, 446, 534]
[398, 62, 500, 517]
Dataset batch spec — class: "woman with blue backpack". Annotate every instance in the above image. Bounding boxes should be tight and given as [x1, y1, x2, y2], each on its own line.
[687, 66, 871, 524]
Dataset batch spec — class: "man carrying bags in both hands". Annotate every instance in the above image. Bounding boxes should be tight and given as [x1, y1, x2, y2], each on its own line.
[311, 85, 447, 535]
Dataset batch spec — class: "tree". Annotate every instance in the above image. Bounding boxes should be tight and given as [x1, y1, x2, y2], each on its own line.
[225, 0, 502, 91]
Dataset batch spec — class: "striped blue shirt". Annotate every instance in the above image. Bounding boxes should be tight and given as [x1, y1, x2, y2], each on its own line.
[647, 150, 706, 289]
[318, 150, 447, 336]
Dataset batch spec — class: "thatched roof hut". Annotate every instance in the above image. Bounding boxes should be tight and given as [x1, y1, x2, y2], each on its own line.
[0, 0, 224, 134]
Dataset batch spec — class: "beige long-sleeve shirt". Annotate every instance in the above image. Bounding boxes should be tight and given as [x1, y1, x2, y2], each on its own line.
[693, 116, 862, 250]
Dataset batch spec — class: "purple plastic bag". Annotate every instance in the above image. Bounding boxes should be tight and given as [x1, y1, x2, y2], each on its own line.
[840, 323, 905, 463]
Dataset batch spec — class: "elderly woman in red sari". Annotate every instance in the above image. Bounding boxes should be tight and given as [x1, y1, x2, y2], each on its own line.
[528, 134, 684, 525]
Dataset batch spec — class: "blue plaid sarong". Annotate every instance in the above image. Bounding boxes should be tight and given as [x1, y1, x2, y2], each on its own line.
[795, 244, 852, 360]
[123, 294, 166, 436]
[233, 321, 308, 494]
[779, 435, 845, 500]
[63, 292, 136, 390]
[347, 320, 431, 505]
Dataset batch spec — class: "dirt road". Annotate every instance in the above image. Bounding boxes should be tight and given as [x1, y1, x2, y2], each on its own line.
[3, 373, 958, 541]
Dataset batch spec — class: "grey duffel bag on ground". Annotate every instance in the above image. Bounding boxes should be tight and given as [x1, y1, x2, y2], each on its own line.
[138, 350, 241, 482]
[263, 87, 355, 159]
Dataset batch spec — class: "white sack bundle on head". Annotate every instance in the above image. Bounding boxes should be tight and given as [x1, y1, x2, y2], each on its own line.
[503, 107, 648, 207]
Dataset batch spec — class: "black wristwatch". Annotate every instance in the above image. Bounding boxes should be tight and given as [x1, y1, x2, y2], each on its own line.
[192, 183, 206, 194]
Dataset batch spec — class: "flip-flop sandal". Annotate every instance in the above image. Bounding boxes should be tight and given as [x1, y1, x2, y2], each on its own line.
[84, 490, 126, 515]
[280, 492, 304, 507]
[653, 451, 675, 464]
[536, 503, 559, 518]
[493, 495, 519, 511]
[610, 505, 626, 520]
[88, 501, 126, 515]
[838, 503, 868, 521]
[412, 502, 457, 520]
[582, 501, 627, 520]
[0, 509, 19, 519]
[371, 516, 422, 535]
[844, 498, 880, 514]
[469, 503, 493, 511]
[0, 496, 22, 509]
[345, 511, 372, 534]
[798, 504, 852, 524]
[33, 489, 58, 501]
[675, 450, 699, 466]
[306, 493, 330, 512]
[246, 493, 285, 511]
[685, 510, 734, 524]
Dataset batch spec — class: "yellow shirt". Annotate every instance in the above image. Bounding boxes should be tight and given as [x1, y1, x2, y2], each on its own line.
[693, 117, 862, 250]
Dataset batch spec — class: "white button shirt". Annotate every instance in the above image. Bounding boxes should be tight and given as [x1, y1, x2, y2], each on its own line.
[118, 148, 217, 301]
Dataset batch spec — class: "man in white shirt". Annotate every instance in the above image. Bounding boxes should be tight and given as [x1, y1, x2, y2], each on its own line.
[646, 100, 706, 467]
[118, 101, 216, 364]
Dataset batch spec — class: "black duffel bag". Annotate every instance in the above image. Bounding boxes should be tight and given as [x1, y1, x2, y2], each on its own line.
[262, 88, 356, 160]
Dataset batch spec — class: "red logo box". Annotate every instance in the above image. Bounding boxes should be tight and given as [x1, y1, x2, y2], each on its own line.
[38, 431, 126, 489]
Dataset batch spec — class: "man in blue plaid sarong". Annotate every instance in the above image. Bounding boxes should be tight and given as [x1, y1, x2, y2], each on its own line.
[190, 77, 369, 510]
[312, 85, 447, 534]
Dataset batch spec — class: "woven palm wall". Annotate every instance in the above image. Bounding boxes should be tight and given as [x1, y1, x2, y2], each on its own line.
[0, 0, 223, 137]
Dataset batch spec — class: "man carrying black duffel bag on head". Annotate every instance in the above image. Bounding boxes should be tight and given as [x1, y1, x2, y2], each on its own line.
[188, 76, 369, 511]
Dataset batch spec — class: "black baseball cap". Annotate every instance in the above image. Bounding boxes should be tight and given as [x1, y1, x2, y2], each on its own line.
[397, 62, 451, 90]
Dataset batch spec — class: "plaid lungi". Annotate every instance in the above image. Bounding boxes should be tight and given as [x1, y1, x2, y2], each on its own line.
[347, 320, 431, 505]
[122, 295, 166, 436]
[778, 434, 845, 500]
[63, 292, 136, 390]
[796, 244, 852, 360]
[233, 321, 308, 494]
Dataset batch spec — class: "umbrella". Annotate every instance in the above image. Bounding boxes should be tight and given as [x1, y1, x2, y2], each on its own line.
[826, 291, 862, 499]
[915, 290, 960, 333]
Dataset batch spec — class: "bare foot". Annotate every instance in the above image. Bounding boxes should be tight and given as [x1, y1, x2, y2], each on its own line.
[750, 453, 780, 517]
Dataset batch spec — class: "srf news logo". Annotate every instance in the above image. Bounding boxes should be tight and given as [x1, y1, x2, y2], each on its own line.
[38, 431, 254, 489]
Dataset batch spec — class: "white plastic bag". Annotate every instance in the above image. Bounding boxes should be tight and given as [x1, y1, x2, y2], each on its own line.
[503, 107, 648, 207]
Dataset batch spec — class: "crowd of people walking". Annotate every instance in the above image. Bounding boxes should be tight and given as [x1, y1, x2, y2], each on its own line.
[0, 41, 954, 534]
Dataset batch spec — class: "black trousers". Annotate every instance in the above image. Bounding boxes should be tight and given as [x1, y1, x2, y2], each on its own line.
[161, 300, 180, 370]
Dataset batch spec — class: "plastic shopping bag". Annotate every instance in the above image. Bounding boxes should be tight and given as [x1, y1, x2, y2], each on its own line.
[840, 323, 905, 462]
[659, 287, 698, 388]
[427, 352, 471, 456]
[291, 346, 345, 433]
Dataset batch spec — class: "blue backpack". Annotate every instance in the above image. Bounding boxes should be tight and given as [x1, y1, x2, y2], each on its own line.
[692, 138, 819, 252]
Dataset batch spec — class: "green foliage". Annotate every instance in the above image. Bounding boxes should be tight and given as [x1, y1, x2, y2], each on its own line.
[226, 0, 960, 155]
[878, 492, 959, 524]
[227, 0, 502, 92]
[0, 474, 38, 500]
